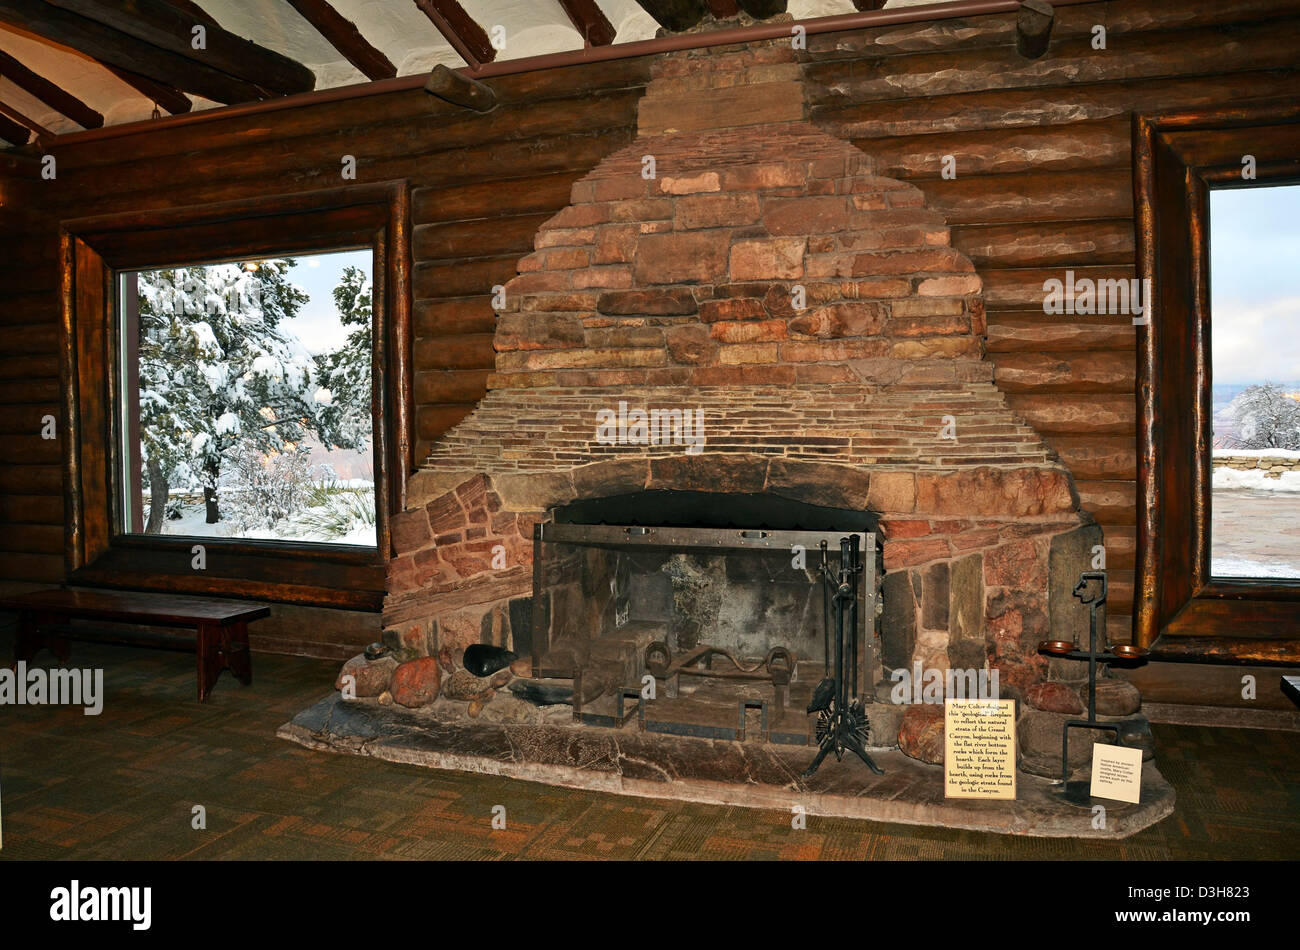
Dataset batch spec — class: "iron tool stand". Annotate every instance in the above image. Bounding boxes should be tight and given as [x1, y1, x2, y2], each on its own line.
[802, 534, 883, 779]
[1038, 570, 1147, 805]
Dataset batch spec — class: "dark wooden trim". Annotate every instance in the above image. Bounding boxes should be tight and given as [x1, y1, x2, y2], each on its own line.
[557, 0, 617, 47]
[285, 0, 397, 81]
[0, 99, 53, 145]
[0, 48, 103, 128]
[105, 66, 193, 115]
[1134, 98, 1300, 663]
[0, 110, 29, 146]
[412, 0, 496, 70]
[59, 182, 412, 611]
[45, 0, 316, 95]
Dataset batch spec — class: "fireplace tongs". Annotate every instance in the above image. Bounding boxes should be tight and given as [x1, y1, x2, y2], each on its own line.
[802, 534, 883, 779]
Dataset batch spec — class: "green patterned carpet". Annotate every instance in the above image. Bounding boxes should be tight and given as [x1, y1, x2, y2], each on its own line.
[1, 631, 1297, 861]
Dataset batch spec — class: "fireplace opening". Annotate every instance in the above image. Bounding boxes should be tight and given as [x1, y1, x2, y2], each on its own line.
[528, 493, 882, 744]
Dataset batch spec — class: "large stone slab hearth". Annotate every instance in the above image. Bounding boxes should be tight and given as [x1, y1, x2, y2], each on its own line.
[280, 695, 1175, 839]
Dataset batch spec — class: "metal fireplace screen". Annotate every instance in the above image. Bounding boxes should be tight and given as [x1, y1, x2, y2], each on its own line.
[530, 521, 879, 744]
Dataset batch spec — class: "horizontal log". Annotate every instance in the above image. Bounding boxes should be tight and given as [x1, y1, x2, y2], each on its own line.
[0, 378, 61, 404]
[916, 171, 1133, 227]
[1105, 573, 1135, 617]
[1106, 614, 1133, 645]
[855, 119, 1129, 182]
[0, 464, 62, 495]
[992, 350, 1135, 394]
[416, 404, 476, 442]
[814, 68, 1300, 140]
[413, 297, 498, 337]
[0, 551, 64, 583]
[1006, 394, 1135, 435]
[54, 88, 642, 202]
[1098, 524, 1136, 571]
[0, 493, 63, 524]
[808, 18, 1300, 106]
[413, 171, 582, 224]
[980, 265, 1138, 311]
[50, 56, 650, 171]
[413, 334, 495, 372]
[414, 369, 491, 405]
[986, 315, 1135, 353]
[950, 218, 1134, 269]
[1119, 659, 1300, 710]
[0, 522, 62, 554]
[1047, 435, 1138, 480]
[4, 434, 62, 464]
[0, 355, 58, 381]
[0, 405, 58, 433]
[0, 323, 57, 356]
[804, 0, 1300, 59]
[414, 255, 521, 300]
[413, 212, 552, 262]
[1075, 479, 1137, 524]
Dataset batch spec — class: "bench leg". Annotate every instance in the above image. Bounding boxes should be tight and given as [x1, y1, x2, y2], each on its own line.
[14, 610, 71, 665]
[196, 622, 223, 703]
[225, 621, 253, 686]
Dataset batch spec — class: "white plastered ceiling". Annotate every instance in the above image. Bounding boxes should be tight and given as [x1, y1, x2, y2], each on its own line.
[0, 1, 922, 138]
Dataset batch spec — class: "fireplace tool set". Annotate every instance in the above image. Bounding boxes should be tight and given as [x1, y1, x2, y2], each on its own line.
[1037, 570, 1147, 802]
[802, 534, 883, 778]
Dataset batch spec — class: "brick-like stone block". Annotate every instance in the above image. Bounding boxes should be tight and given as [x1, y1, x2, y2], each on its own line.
[675, 193, 761, 229]
[634, 232, 730, 284]
[868, 471, 916, 513]
[762, 196, 852, 235]
[788, 301, 885, 338]
[730, 237, 806, 280]
[389, 507, 432, 555]
[699, 297, 766, 323]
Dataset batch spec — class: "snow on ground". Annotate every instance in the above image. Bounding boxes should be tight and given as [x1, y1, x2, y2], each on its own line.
[1212, 447, 1300, 459]
[153, 501, 376, 547]
[1211, 556, 1300, 579]
[1212, 467, 1300, 491]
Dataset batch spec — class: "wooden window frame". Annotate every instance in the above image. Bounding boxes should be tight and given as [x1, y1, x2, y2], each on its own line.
[1134, 100, 1300, 663]
[58, 182, 413, 611]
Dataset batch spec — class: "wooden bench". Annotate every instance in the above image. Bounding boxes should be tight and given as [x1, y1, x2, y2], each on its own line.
[2, 588, 269, 702]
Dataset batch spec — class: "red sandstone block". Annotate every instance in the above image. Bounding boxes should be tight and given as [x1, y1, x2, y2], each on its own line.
[549, 203, 611, 229]
[635, 231, 730, 284]
[665, 325, 715, 364]
[675, 193, 761, 229]
[852, 248, 974, 277]
[762, 196, 852, 236]
[659, 172, 721, 195]
[808, 235, 836, 253]
[543, 247, 590, 270]
[886, 312, 971, 337]
[516, 253, 543, 274]
[883, 538, 951, 570]
[592, 176, 650, 201]
[598, 287, 698, 315]
[390, 508, 433, 555]
[809, 155, 848, 178]
[730, 237, 805, 280]
[520, 291, 599, 312]
[951, 528, 1000, 551]
[844, 278, 911, 298]
[569, 180, 596, 204]
[722, 163, 805, 191]
[917, 275, 982, 296]
[699, 297, 766, 323]
[611, 197, 673, 222]
[709, 319, 788, 343]
[794, 363, 858, 382]
[572, 266, 634, 290]
[852, 193, 888, 211]
[838, 228, 926, 251]
[887, 189, 926, 208]
[881, 519, 931, 539]
[689, 363, 796, 386]
[889, 337, 982, 359]
[535, 227, 596, 250]
[426, 491, 467, 535]
[593, 224, 639, 264]
[788, 301, 885, 338]
[983, 539, 1047, 588]
[717, 342, 781, 364]
[779, 339, 889, 362]
[507, 271, 570, 294]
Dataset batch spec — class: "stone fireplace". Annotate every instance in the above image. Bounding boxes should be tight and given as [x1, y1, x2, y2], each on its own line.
[375, 36, 1125, 772]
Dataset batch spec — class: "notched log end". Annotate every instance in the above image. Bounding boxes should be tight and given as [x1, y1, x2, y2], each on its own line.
[424, 64, 498, 114]
[1016, 0, 1055, 60]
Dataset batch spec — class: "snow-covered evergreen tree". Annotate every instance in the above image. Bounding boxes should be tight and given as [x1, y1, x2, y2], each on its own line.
[1224, 382, 1300, 450]
[312, 265, 373, 451]
[136, 260, 329, 527]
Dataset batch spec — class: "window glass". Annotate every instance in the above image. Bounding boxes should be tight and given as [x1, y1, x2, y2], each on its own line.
[118, 249, 377, 547]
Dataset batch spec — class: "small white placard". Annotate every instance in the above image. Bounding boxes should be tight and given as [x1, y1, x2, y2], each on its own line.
[1089, 743, 1143, 804]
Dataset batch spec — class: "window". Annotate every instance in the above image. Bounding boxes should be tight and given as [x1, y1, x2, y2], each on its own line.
[60, 183, 411, 609]
[1208, 184, 1300, 580]
[119, 251, 377, 548]
[1134, 102, 1300, 661]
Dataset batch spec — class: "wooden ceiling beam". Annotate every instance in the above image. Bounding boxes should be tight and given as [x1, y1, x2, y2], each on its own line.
[0, 0, 272, 103]
[557, 0, 616, 47]
[0, 48, 103, 128]
[0, 109, 29, 146]
[106, 65, 193, 115]
[159, 0, 220, 27]
[43, 0, 316, 95]
[0, 98, 52, 146]
[850, 0, 887, 10]
[635, 1, 708, 33]
[735, 0, 787, 17]
[412, 0, 496, 70]
[285, 0, 397, 80]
